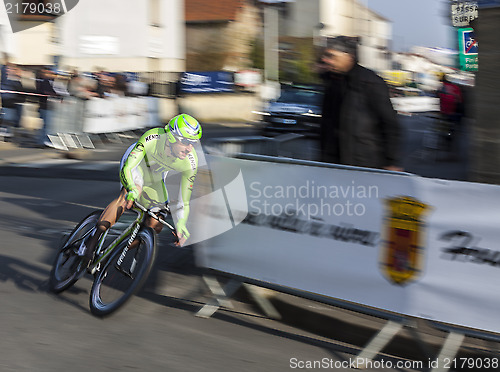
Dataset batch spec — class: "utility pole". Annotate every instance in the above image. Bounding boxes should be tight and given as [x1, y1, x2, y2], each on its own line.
[469, 3, 500, 183]
[263, 4, 280, 82]
[260, 0, 293, 100]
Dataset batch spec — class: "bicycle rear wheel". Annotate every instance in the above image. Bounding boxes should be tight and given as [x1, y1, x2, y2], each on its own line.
[49, 210, 101, 293]
[89, 227, 157, 316]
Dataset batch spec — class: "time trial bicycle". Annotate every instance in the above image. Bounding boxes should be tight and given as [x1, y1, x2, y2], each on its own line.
[49, 202, 176, 316]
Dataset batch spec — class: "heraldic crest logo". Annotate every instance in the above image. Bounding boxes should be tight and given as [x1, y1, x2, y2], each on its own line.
[380, 196, 430, 286]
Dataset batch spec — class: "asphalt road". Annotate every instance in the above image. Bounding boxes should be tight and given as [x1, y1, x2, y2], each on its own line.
[1, 176, 360, 372]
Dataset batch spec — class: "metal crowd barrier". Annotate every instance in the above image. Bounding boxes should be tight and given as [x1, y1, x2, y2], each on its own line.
[46, 95, 160, 150]
[204, 133, 322, 161]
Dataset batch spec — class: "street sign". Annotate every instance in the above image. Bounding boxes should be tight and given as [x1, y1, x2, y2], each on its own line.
[458, 28, 478, 71]
[451, 2, 479, 27]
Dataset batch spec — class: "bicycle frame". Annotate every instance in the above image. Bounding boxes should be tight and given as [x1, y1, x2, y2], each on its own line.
[88, 203, 175, 275]
[88, 207, 145, 274]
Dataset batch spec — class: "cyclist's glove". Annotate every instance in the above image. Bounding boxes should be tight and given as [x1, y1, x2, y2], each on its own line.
[175, 219, 190, 239]
[126, 189, 139, 202]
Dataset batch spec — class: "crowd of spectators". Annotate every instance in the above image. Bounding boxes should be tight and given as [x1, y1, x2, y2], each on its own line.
[45, 68, 150, 100]
[0, 56, 151, 145]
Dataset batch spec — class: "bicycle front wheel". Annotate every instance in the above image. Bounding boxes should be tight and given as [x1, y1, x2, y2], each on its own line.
[49, 210, 101, 293]
[89, 227, 157, 317]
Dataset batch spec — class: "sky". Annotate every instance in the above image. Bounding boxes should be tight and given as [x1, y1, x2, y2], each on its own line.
[366, 0, 455, 51]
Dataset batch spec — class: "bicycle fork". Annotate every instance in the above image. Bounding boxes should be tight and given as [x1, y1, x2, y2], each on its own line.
[115, 223, 141, 278]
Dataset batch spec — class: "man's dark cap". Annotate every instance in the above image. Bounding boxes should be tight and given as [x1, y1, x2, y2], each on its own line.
[326, 36, 359, 58]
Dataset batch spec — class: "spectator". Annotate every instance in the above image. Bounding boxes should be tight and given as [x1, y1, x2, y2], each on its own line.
[92, 69, 110, 98]
[1, 52, 8, 86]
[66, 69, 80, 95]
[319, 36, 402, 171]
[52, 71, 70, 97]
[438, 74, 463, 127]
[102, 73, 116, 97]
[1, 62, 26, 136]
[36, 66, 60, 147]
[438, 74, 464, 153]
[111, 73, 128, 96]
[91, 72, 116, 98]
[68, 72, 98, 100]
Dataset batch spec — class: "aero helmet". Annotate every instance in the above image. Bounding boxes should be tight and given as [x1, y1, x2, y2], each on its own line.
[165, 114, 202, 144]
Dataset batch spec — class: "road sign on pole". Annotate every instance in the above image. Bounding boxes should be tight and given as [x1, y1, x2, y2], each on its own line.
[451, 2, 479, 27]
[458, 27, 478, 71]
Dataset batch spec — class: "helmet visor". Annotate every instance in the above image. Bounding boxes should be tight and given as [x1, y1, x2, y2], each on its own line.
[174, 135, 198, 145]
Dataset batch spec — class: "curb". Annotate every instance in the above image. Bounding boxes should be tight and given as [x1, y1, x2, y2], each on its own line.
[0, 152, 62, 164]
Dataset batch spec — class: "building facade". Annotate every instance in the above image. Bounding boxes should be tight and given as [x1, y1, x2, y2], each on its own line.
[0, 0, 185, 73]
[185, 0, 261, 71]
[0, 0, 392, 77]
[281, 0, 392, 72]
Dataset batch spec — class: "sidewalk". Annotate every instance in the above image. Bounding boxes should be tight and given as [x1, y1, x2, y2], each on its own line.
[0, 126, 135, 167]
[0, 136, 60, 164]
[0, 122, 256, 180]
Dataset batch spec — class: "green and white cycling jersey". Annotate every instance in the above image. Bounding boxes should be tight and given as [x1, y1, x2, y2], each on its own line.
[119, 127, 198, 228]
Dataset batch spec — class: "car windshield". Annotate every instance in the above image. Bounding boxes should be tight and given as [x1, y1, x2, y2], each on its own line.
[276, 89, 322, 105]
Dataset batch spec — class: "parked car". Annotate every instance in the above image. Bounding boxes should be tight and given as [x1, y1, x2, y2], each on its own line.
[256, 85, 323, 137]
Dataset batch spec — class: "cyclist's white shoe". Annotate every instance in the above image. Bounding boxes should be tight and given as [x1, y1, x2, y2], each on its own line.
[77, 240, 94, 269]
[77, 241, 88, 256]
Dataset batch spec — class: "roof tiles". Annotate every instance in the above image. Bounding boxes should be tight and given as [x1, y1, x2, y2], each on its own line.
[186, 0, 245, 22]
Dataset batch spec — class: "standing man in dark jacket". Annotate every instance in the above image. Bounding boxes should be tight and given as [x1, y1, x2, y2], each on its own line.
[320, 36, 402, 171]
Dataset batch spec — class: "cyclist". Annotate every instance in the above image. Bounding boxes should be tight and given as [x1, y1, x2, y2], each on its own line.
[78, 113, 202, 263]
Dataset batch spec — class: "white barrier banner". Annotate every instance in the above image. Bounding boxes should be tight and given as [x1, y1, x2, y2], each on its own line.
[83, 96, 159, 134]
[196, 155, 500, 334]
[197, 156, 421, 315]
[83, 98, 113, 134]
[412, 178, 500, 332]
